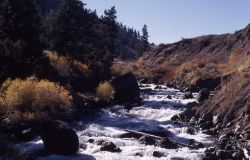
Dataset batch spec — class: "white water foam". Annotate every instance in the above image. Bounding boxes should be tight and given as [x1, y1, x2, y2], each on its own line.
[17, 84, 213, 160]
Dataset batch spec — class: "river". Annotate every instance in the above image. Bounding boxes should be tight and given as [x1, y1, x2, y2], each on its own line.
[18, 84, 213, 160]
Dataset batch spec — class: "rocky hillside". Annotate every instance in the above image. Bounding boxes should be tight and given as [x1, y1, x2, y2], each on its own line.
[113, 23, 250, 158]
[113, 23, 250, 84]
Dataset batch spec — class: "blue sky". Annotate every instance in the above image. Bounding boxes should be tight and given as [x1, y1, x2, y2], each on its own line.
[83, 0, 250, 44]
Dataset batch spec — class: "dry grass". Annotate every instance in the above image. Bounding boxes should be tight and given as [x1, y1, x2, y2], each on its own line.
[0, 76, 72, 122]
[175, 59, 221, 84]
[96, 81, 115, 101]
[221, 53, 250, 100]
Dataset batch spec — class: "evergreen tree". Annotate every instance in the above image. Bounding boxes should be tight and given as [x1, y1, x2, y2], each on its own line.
[141, 24, 149, 51]
[0, 0, 42, 81]
[42, 0, 96, 59]
[100, 6, 118, 62]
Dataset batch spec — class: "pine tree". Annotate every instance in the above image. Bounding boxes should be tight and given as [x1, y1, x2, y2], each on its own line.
[100, 6, 118, 62]
[42, 0, 96, 59]
[0, 0, 42, 81]
[141, 24, 149, 51]
[0, 0, 41, 57]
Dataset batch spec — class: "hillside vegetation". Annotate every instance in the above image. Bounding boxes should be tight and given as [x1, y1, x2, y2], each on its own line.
[0, 0, 147, 125]
[113, 23, 250, 137]
[113, 24, 250, 84]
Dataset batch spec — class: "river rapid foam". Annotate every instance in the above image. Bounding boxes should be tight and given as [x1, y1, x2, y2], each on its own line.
[18, 84, 213, 160]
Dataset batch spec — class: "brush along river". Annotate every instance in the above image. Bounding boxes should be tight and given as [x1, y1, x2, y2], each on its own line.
[18, 84, 214, 160]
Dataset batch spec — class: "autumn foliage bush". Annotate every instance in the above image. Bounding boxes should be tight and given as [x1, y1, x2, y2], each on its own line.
[96, 81, 115, 101]
[176, 59, 221, 84]
[0, 76, 72, 122]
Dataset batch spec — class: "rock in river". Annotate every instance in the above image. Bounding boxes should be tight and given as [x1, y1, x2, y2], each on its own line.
[100, 142, 121, 153]
[111, 72, 140, 104]
[41, 120, 79, 155]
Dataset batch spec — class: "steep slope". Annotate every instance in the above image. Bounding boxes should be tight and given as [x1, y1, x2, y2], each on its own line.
[113, 24, 250, 147]
[113, 23, 250, 84]
[140, 23, 250, 68]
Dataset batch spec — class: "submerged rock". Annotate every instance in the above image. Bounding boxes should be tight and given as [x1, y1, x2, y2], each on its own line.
[138, 135, 156, 145]
[183, 127, 196, 135]
[182, 92, 194, 99]
[41, 120, 79, 155]
[87, 139, 94, 143]
[167, 95, 172, 99]
[153, 151, 164, 158]
[186, 101, 198, 108]
[94, 139, 105, 145]
[188, 139, 204, 149]
[100, 142, 121, 153]
[155, 138, 178, 149]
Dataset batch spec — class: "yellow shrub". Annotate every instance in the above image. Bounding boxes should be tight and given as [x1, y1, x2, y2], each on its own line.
[0, 76, 72, 121]
[73, 60, 92, 78]
[45, 51, 71, 77]
[96, 81, 115, 101]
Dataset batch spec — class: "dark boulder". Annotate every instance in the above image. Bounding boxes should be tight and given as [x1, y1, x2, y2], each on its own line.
[154, 85, 164, 90]
[199, 122, 213, 130]
[94, 139, 105, 145]
[111, 73, 140, 104]
[2, 122, 36, 142]
[40, 120, 79, 155]
[138, 79, 148, 84]
[167, 95, 172, 99]
[183, 127, 196, 135]
[202, 128, 218, 135]
[242, 132, 250, 140]
[186, 101, 198, 108]
[216, 150, 233, 159]
[204, 148, 217, 160]
[182, 92, 194, 99]
[15, 128, 36, 142]
[188, 139, 204, 148]
[170, 114, 180, 121]
[155, 138, 178, 149]
[100, 142, 121, 153]
[232, 150, 245, 159]
[189, 116, 197, 125]
[87, 139, 95, 143]
[197, 88, 210, 102]
[119, 132, 141, 139]
[194, 77, 221, 92]
[178, 108, 196, 122]
[141, 88, 153, 94]
[138, 135, 156, 145]
[153, 151, 163, 158]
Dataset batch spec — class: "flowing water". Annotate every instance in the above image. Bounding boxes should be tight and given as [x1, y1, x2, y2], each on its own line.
[18, 84, 213, 160]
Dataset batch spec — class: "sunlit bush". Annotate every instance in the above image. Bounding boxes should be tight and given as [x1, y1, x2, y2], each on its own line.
[175, 59, 221, 84]
[0, 76, 72, 121]
[96, 81, 115, 101]
[45, 51, 71, 77]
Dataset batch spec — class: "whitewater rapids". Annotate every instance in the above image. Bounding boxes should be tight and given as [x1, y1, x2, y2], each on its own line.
[18, 84, 213, 160]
